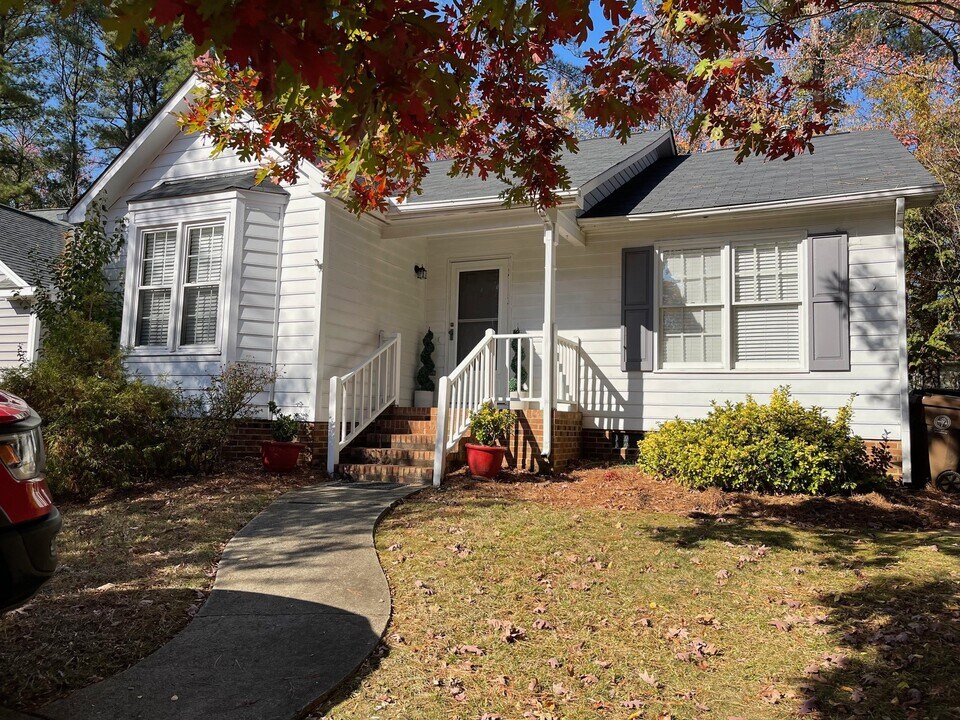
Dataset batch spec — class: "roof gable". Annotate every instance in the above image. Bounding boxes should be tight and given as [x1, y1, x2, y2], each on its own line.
[397, 130, 673, 209]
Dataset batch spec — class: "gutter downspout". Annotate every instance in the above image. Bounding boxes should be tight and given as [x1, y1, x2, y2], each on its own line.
[894, 197, 912, 484]
[539, 210, 557, 465]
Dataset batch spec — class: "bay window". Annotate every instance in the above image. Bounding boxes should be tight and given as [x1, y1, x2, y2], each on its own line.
[134, 221, 225, 349]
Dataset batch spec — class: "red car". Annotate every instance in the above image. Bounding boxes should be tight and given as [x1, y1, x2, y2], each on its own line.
[0, 391, 60, 612]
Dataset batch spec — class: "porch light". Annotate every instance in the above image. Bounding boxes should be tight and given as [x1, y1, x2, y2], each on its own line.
[414, 264, 427, 280]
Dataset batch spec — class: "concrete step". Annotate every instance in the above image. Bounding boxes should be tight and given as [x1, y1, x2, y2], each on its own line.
[336, 463, 433, 485]
[343, 447, 434, 467]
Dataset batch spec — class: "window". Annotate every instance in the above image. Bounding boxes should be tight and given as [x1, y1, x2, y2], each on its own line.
[732, 240, 800, 367]
[660, 247, 723, 367]
[657, 238, 802, 370]
[134, 222, 225, 349]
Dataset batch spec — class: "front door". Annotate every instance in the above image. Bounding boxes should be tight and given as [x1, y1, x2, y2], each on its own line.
[448, 259, 509, 368]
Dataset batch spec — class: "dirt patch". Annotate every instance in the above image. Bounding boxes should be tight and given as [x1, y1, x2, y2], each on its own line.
[439, 464, 960, 531]
[0, 461, 318, 711]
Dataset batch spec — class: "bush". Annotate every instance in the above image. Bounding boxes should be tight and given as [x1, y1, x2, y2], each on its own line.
[468, 402, 516, 446]
[171, 362, 276, 473]
[636, 387, 890, 495]
[2, 325, 177, 496]
[268, 401, 304, 442]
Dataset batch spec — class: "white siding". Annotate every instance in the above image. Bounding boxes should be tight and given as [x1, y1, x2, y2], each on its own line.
[109, 130, 324, 418]
[423, 203, 904, 440]
[317, 202, 427, 412]
[0, 298, 31, 368]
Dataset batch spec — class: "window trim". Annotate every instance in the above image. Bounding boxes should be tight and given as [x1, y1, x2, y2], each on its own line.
[124, 194, 239, 357]
[652, 230, 808, 374]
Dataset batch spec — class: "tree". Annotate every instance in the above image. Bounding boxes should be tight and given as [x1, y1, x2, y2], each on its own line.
[0, 0, 45, 203]
[93, 22, 194, 154]
[42, 3, 101, 206]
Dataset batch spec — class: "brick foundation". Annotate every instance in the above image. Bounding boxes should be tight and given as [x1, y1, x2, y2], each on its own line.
[864, 438, 903, 480]
[582, 428, 644, 463]
[487, 409, 583, 473]
[225, 420, 329, 467]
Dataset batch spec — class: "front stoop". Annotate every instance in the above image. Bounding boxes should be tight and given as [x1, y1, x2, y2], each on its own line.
[335, 407, 439, 485]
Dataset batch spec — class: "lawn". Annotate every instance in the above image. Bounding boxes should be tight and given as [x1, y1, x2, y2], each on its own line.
[316, 467, 960, 720]
[0, 464, 312, 712]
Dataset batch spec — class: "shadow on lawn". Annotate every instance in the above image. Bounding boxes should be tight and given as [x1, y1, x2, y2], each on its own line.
[798, 577, 960, 719]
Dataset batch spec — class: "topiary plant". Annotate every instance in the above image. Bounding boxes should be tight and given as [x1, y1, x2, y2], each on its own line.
[509, 327, 528, 393]
[467, 402, 516, 446]
[416, 328, 435, 392]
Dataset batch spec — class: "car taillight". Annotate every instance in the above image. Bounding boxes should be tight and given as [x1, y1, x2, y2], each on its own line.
[0, 427, 45, 481]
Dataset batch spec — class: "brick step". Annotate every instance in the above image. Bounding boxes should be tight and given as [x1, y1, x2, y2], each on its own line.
[361, 432, 436, 449]
[342, 447, 434, 467]
[336, 463, 433, 485]
[383, 406, 437, 419]
[367, 418, 437, 434]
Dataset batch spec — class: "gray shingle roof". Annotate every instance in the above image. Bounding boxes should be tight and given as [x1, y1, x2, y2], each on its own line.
[582, 130, 941, 217]
[0, 206, 68, 287]
[131, 170, 288, 202]
[403, 131, 669, 205]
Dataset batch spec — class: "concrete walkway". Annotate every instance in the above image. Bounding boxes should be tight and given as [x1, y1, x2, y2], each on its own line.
[40, 482, 419, 720]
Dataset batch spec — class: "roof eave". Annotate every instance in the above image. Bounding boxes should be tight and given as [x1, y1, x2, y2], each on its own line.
[580, 183, 945, 224]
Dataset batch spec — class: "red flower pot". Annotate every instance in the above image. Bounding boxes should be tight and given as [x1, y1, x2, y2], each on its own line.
[261, 441, 303, 472]
[465, 443, 506, 479]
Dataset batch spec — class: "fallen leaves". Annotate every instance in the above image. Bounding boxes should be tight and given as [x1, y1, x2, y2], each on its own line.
[488, 619, 526, 643]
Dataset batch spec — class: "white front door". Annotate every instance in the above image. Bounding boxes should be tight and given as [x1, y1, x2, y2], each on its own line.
[447, 259, 509, 369]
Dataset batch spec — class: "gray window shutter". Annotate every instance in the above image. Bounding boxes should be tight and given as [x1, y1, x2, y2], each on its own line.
[622, 246, 654, 372]
[808, 233, 850, 371]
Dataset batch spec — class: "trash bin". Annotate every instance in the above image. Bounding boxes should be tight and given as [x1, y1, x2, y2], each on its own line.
[911, 390, 960, 492]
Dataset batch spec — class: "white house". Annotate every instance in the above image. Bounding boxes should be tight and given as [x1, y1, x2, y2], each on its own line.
[0, 206, 67, 368]
[68, 77, 943, 485]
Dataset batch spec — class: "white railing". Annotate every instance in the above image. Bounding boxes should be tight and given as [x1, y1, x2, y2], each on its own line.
[556, 335, 581, 407]
[326, 334, 401, 474]
[432, 329, 497, 484]
[432, 329, 582, 485]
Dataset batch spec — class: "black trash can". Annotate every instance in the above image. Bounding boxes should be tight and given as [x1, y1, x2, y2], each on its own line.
[910, 389, 960, 492]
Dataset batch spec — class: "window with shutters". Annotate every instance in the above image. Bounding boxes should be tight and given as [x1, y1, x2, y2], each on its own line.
[656, 237, 804, 370]
[134, 221, 225, 350]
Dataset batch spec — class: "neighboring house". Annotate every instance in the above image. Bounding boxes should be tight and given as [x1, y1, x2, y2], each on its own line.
[68, 77, 943, 484]
[0, 206, 68, 368]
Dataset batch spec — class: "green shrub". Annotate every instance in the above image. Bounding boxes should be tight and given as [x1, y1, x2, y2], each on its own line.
[2, 331, 177, 496]
[468, 402, 516, 446]
[268, 401, 304, 442]
[636, 387, 890, 495]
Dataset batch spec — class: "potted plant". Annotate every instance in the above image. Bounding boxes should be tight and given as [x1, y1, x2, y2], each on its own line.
[465, 401, 516, 479]
[261, 401, 304, 472]
[414, 328, 435, 408]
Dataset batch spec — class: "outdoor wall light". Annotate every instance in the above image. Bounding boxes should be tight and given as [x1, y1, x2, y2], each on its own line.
[414, 264, 428, 280]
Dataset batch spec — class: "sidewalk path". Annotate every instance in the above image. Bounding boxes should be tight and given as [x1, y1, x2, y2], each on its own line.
[40, 482, 419, 720]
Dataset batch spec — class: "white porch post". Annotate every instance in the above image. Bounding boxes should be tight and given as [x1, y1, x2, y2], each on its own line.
[541, 217, 557, 462]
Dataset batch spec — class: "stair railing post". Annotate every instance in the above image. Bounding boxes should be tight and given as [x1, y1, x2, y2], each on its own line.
[327, 376, 342, 475]
[484, 329, 496, 403]
[393, 334, 401, 405]
[433, 375, 450, 486]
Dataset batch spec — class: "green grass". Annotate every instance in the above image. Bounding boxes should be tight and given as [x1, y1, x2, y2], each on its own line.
[318, 487, 960, 720]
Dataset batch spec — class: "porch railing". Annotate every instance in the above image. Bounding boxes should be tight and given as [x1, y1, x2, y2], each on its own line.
[432, 329, 581, 485]
[326, 333, 401, 474]
[556, 335, 581, 407]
